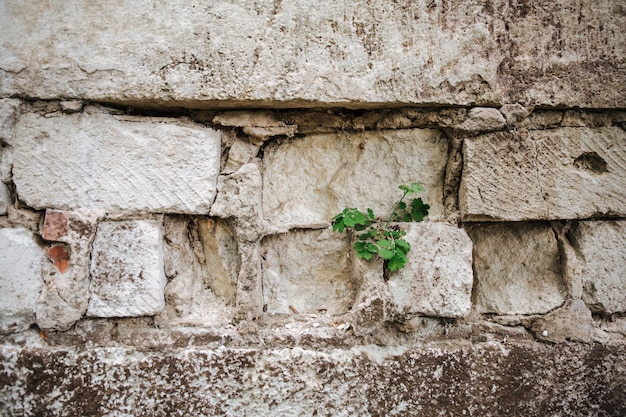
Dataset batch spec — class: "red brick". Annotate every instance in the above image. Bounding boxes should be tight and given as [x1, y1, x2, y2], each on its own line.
[43, 210, 69, 241]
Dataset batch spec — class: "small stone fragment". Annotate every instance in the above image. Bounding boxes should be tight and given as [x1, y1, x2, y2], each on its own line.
[46, 245, 70, 273]
[499, 103, 530, 126]
[42, 209, 70, 241]
[59, 100, 84, 113]
[453, 107, 506, 133]
[531, 300, 594, 343]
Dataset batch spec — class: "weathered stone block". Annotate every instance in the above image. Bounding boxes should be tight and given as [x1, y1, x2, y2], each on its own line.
[0, 99, 21, 145]
[0, 227, 43, 333]
[12, 110, 220, 214]
[263, 129, 447, 229]
[387, 223, 474, 318]
[460, 127, 626, 221]
[568, 220, 626, 314]
[87, 220, 166, 318]
[262, 229, 356, 315]
[37, 209, 103, 331]
[1, 2, 624, 108]
[452, 107, 506, 134]
[0, 181, 9, 215]
[467, 223, 566, 315]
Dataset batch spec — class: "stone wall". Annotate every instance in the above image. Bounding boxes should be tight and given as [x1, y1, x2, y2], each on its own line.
[1, 1, 625, 416]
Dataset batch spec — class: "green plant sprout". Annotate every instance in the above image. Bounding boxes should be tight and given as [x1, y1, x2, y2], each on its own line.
[331, 183, 430, 271]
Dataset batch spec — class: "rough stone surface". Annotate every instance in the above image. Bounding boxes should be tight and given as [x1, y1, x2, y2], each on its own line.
[156, 216, 234, 328]
[263, 129, 447, 229]
[223, 137, 260, 174]
[460, 127, 626, 221]
[0, 99, 20, 145]
[198, 219, 239, 304]
[1, 343, 624, 417]
[0, 228, 43, 333]
[499, 103, 530, 126]
[531, 300, 595, 344]
[37, 209, 103, 331]
[1, 1, 624, 108]
[262, 229, 355, 315]
[568, 220, 626, 314]
[387, 223, 474, 318]
[87, 220, 166, 318]
[12, 110, 221, 214]
[467, 223, 567, 315]
[0, 181, 9, 215]
[452, 107, 506, 134]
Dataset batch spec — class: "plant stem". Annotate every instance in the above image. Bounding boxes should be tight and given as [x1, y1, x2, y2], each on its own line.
[384, 190, 408, 229]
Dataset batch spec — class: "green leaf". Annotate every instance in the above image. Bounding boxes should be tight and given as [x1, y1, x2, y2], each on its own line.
[379, 248, 395, 260]
[387, 253, 407, 271]
[410, 198, 430, 222]
[406, 182, 425, 195]
[377, 239, 392, 248]
[367, 208, 375, 220]
[395, 239, 411, 252]
[366, 242, 379, 253]
[332, 219, 345, 233]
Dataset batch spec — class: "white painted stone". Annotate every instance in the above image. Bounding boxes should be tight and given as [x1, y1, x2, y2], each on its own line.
[387, 223, 473, 318]
[87, 220, 166, 318]
[0, 228, 43, 333]
[262, 229, 356, 315]
[568, 220, 626, 314]
[2, 1, 623, 108]
[468, 223, 567, 315]
[460, 127, 626, 221]
[0, 99, 21, 145]
[263, 129, 447, 229]
[12, 110, 221, 214]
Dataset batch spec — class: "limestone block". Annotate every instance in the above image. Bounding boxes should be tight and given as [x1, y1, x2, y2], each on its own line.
[1, 1, 624, 108]
[0, 227, 43, 333]
[87, 220, 166, 318]
[262, 229, 356, 315]
[37, 209, 103, 331]
[467, 223, 566, 315]
[452, 107, 506, 134]
[198, 219, 239, 304]
[224, 138, 260, 173]
[0, 181, 10, 215]
[12, 110, 220, 214]
[387, 223, 474, 318]
[460, 127, 626, 221]
[531, 300, 594, 344]
[0, 99, 21, 145]
[263, 129, 447, 229]
[157, 216, 234, 328]
[568, 220, 626, 313]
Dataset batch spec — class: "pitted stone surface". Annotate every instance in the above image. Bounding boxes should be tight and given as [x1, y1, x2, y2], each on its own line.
[0, 228, 43, 333]
[387, 223, 473, 318]
[1, 1, 624, 108]
[12, 110, 221, 214]
[263, 129, 447, 229]
[262, 229, 355, 315]
[568, 220, 626, 314]
[0, 99, 21, 145]
[1, 343, 624, 417]
[460, 127, 626, 221]
[87, 220, 166, 318]
[467, 223, 566, 315]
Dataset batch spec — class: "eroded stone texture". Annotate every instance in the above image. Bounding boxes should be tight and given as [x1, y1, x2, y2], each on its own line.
[387, 223, 473, 318]
[467, 223, 566, 315]
[1, 343, 624, 417]
[460, 127, 626, 221]
[36, 209, 103, 331]
[1, 1, 624, 108]
[0, 99, 21, 145]
[568, 220, 626, 314]
[531, 300, 595, 344]
[264, 129, 447, 229]
[0, 182, 9, 215]
[12, 110, 221, 213]
[452, 107, 506, 134]
[0, 228, 43, 333]
[262, 229, 356, 315]
[87, 220, 166, 318]
[198, 219, 239, 304]
[157, 216, 234, 328]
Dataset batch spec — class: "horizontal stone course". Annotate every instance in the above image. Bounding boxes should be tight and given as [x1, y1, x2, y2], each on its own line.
[1, 1, 623, 108]
[12, 110, 221, 214]
[1, 343, 623, 417]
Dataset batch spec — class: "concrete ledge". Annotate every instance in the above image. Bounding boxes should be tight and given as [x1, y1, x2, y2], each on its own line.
[1, 342, 624, 416]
